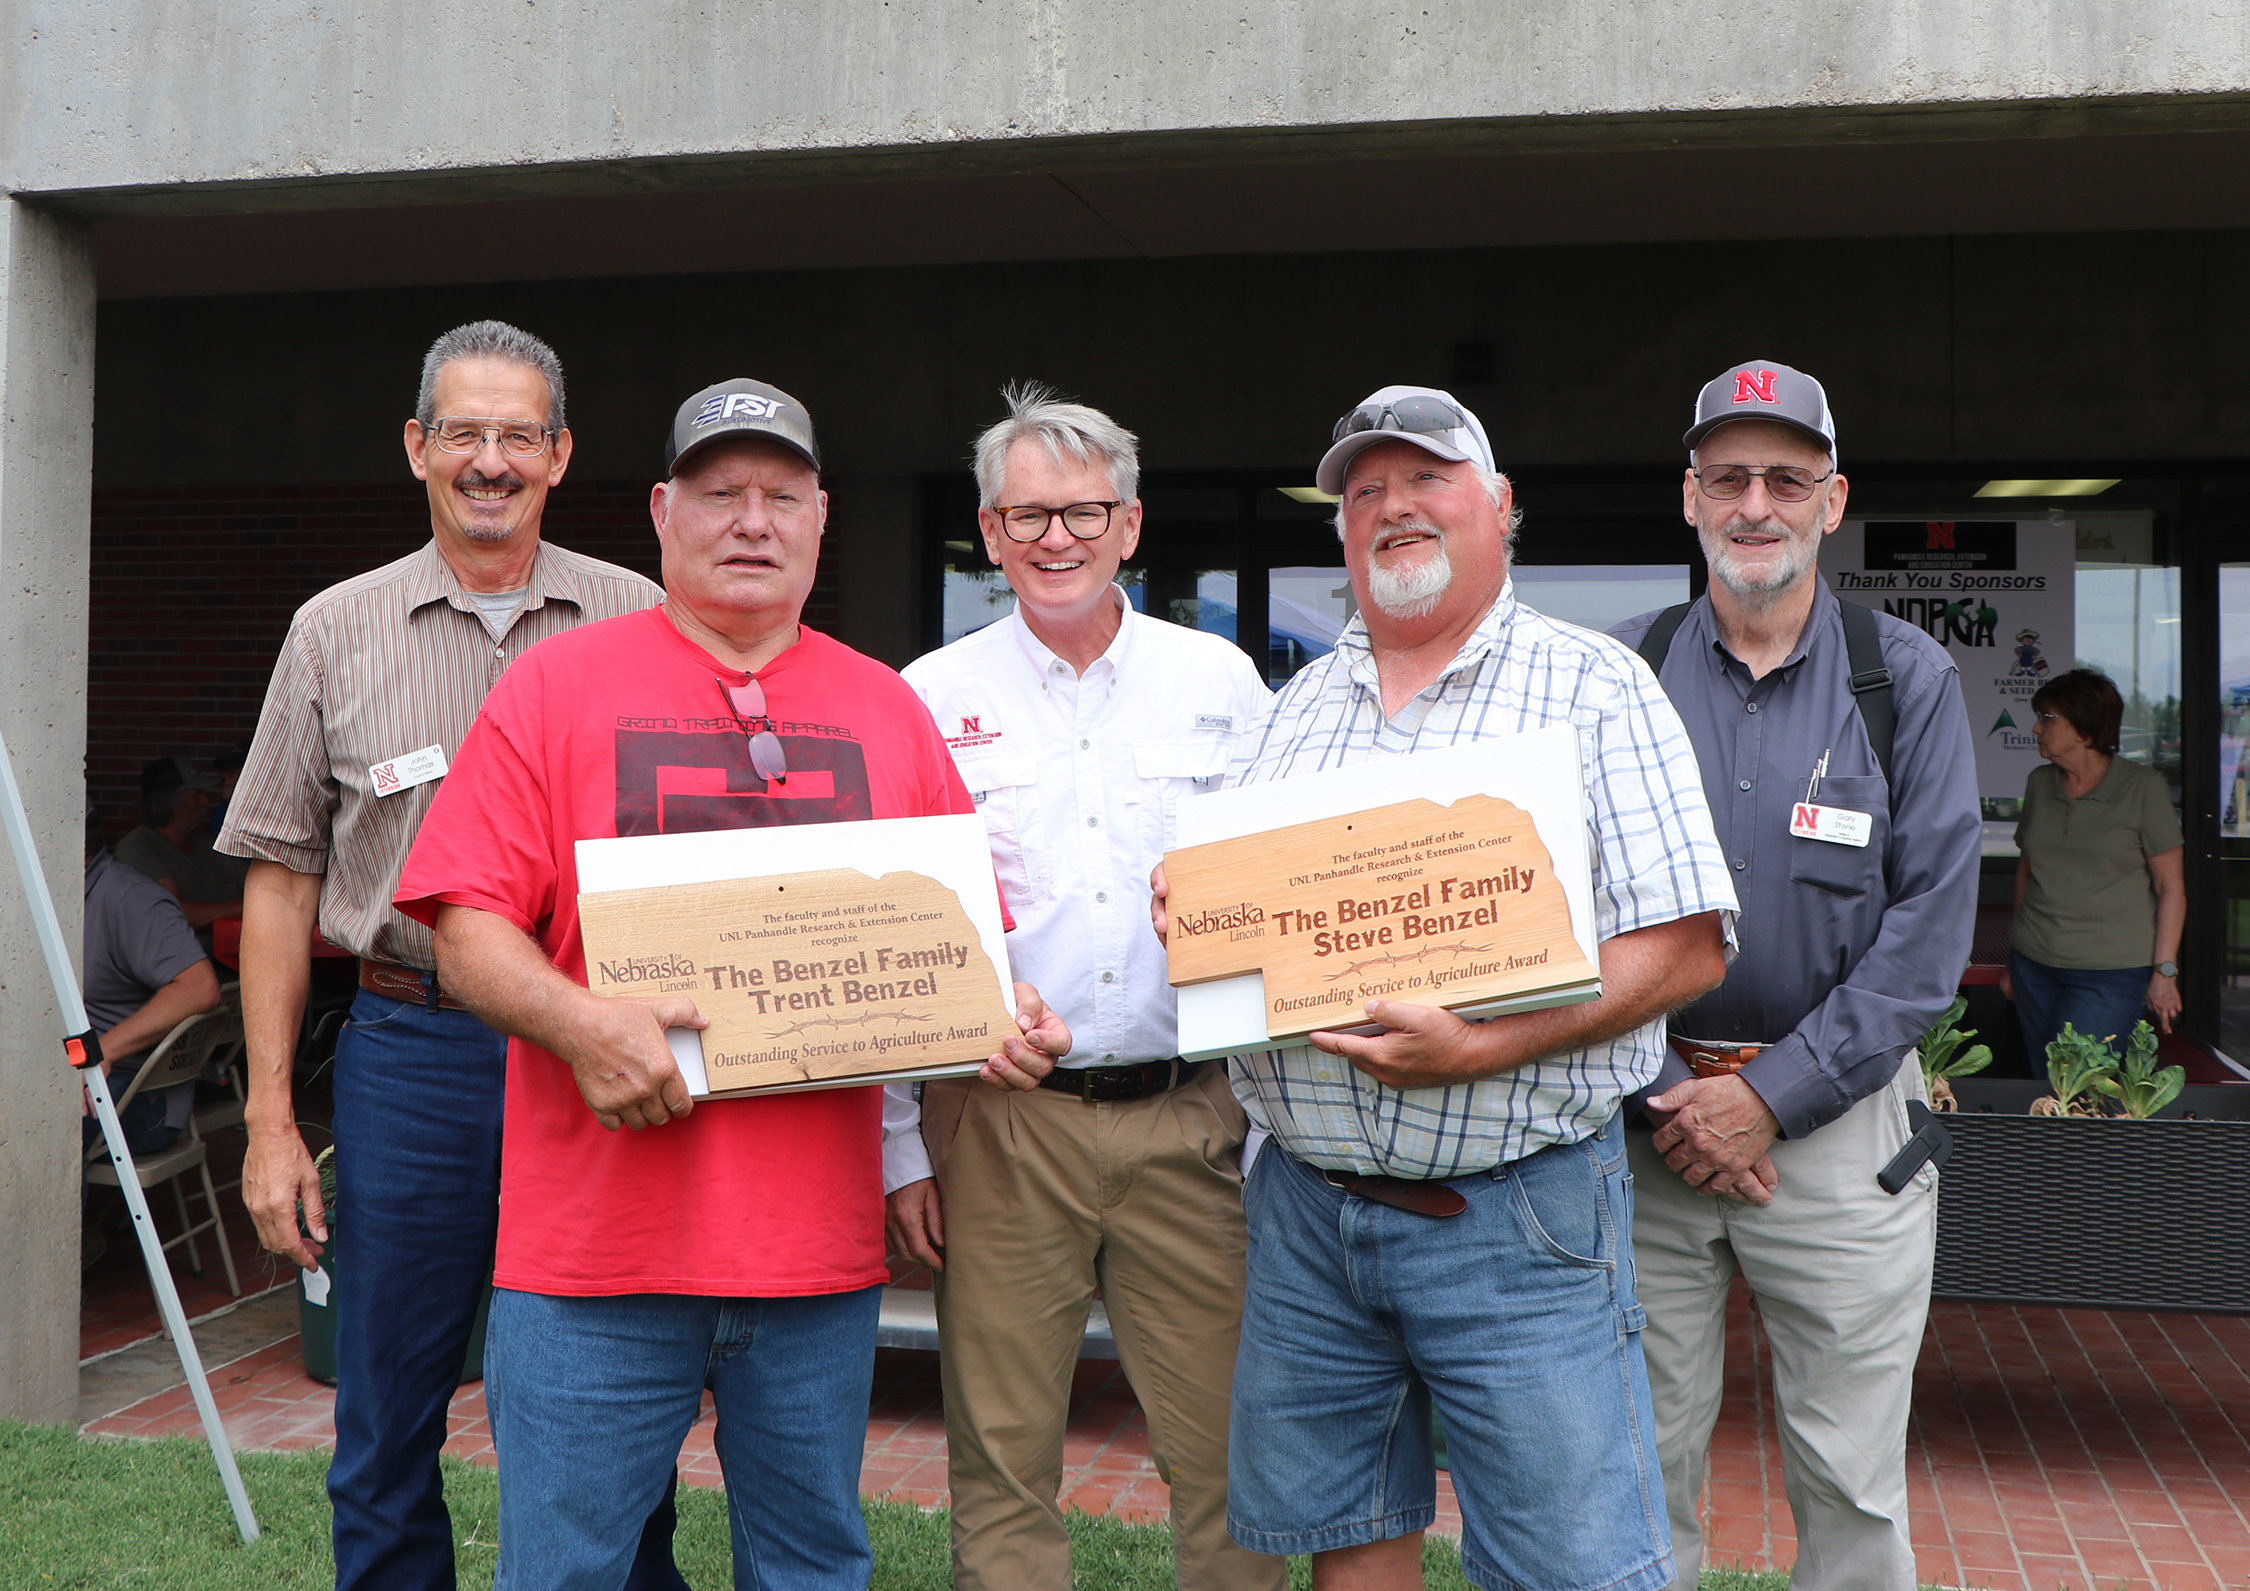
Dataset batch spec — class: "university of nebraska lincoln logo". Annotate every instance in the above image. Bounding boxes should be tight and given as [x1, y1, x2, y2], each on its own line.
[1731, 369, 1780, 405]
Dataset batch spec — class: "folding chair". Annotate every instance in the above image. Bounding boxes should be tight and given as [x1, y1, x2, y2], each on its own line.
[190, 982, 248, 1140]
[85, 1001, 249, 1311]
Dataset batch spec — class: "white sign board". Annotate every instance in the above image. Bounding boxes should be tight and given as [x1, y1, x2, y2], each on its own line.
[1821, 520, 2075, 813]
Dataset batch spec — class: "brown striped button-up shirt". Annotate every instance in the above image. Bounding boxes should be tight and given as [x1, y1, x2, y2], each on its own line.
[218, 539, 661, 969]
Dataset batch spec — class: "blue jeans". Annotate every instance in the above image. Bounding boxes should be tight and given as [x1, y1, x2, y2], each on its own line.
[328, 990, 685, 1591]
[1229, 1112, 1672, 1591]
[486, 1285, 883, 1591]
[2009, 952, 2151, 1074]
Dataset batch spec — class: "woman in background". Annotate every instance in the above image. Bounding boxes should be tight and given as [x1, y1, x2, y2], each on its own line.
[2001, 669, 2184, 1063]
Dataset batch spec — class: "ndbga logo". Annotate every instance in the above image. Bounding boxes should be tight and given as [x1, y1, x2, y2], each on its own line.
[692, 392, 785, 428]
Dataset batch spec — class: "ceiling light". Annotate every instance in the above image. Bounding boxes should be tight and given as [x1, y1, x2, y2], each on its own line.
[1279, 486, 1340, 505]
[1973, 479, 2121, 498]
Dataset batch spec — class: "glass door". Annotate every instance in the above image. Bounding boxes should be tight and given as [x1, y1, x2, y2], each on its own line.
[2214, 563, 2250, 1057]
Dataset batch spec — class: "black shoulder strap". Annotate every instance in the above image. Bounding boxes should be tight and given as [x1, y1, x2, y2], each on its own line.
[1838, 598, 1896, 787]
[1638, 596, 1898, 791]
[1635, 604, 1693, 676]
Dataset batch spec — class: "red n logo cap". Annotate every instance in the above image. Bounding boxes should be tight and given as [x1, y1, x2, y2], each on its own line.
[1731, 369, 1780, 406]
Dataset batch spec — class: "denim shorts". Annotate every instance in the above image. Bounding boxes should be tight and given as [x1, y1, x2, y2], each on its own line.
[1228, 1110, 1674, 1591]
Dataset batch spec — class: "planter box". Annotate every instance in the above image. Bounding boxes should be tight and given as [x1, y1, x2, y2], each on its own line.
[1932, 1079, 2250, 1314]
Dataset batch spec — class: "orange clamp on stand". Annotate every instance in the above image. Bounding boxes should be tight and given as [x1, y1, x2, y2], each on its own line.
[65, 1029, 102, 1071]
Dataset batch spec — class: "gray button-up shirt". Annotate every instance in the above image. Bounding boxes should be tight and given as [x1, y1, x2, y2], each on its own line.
[1612, 582, 1979, 1138]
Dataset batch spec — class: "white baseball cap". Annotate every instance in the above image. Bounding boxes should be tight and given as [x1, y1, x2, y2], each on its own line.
[1315, 385, 1497, 496]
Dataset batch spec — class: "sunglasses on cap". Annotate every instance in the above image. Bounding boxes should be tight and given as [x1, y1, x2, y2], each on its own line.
[717, 677, 787, 785]
[1331, 395, 1471, 444]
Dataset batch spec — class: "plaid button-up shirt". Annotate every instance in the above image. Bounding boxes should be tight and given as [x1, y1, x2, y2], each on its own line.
[1228, 584, 1738, 1178]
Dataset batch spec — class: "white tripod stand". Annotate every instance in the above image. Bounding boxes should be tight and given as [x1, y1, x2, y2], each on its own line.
[0, 734, 259, 1543]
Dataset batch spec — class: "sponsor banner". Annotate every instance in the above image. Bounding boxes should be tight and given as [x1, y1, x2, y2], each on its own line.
[1822, 520, 2075, 811]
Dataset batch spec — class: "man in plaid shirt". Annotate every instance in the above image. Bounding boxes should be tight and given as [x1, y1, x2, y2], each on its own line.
[1158, 385, 1737, 1591]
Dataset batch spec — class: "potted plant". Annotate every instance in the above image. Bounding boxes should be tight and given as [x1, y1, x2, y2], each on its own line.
[297, 1146, 493, 1386]
[1918, 996, 1993, 1112]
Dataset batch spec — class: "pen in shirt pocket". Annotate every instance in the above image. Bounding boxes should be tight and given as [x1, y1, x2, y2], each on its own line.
[1805, 748, 1831, 803]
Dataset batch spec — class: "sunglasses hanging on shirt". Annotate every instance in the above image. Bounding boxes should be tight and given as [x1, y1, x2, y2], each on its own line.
[718, 677, 788, 785]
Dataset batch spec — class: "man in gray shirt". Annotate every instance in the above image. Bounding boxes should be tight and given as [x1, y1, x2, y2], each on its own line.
[83, 804, 222, 1161]
[1612, 360, 1978, 1591]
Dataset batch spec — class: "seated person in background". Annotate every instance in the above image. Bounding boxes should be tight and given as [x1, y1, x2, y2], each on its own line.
[117, 755, 248, 934]
[84, 800, 223, 1158]
[2001, 667, 2184, 1061]
[204, 740, 251, 844]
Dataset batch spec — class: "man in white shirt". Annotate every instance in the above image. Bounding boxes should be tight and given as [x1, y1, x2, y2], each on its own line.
[887, 385, 1282, 1591]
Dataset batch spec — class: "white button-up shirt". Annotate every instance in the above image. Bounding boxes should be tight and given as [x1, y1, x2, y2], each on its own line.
[879, 588, 1273, 1190]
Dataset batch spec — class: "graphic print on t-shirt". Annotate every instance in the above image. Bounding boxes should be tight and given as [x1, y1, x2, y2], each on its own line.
[614, 717, 874, 835]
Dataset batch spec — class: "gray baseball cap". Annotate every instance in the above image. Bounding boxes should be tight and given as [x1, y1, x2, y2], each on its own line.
[665, 378, 821, 477]
[1315, 384, 1497, 496]
[1683, 360, 1837, 457]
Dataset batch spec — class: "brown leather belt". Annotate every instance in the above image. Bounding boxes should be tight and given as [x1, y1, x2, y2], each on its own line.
[1036, 1057, 1207, 1103]
[360, 959, 469, 1012]
[1322, 1168, 1469, 1219]
[1668, 1036, 1769, 1079]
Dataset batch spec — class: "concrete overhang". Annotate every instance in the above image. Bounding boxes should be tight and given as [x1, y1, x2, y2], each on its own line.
[10, 1, 2250, 296]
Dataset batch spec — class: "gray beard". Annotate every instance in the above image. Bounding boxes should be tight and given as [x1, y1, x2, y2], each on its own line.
[1700, 514, 1821, 608]
[1365, 531, 1454, 620]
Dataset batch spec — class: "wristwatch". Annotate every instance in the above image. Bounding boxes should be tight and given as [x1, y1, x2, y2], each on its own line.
[2157, 960, 2179, 978]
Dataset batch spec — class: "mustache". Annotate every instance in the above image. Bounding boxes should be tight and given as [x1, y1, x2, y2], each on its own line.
[1372, 519, 1446, 551]
[458, 469, 526, 493]
[1714, 515, 1789, 539]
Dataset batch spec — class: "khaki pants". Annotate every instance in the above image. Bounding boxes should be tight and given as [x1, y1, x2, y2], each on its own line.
[921, 1066, 1286, 1591]
[1628, 1063, 1937, 1591]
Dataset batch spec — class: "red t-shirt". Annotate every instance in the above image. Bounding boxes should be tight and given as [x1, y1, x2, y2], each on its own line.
[396, 607, 977, 1298]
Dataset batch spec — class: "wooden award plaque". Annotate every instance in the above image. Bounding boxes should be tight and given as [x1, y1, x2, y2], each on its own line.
[1164, 794, 1598, 1041]
[578, 867, 1014, 1097]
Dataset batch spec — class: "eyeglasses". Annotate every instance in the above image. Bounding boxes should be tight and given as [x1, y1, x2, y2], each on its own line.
[718, 676, 788, 785]
[426, 417, 558, 458]
[1692, 464, 1834, 503]
[2033, 711, 2067, 725]
[1331, 395, 1470, 444]
[991, 502, 1124, 542]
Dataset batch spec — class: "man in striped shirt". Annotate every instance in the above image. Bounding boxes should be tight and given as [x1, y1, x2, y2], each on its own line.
[1158, 386, 1737, 1591]
[219, 322, 684, 1591]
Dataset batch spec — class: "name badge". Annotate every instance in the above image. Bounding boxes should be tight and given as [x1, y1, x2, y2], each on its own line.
[1790, 802, 1871, 848]
[370, 745, 449, 797]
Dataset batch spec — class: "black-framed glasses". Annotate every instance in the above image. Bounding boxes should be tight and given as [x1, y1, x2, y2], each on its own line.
[718, 677, 788, 785]
[1331, 395, 1470, 444]
[1692, 464, 1834, 503]
[992, 502, 1124, 542]
[426, 417, 558, 458]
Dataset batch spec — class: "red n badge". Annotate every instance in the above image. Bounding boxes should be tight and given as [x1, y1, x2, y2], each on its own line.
[1731, 369, 1780, 405]
[960, 716, 981, 735]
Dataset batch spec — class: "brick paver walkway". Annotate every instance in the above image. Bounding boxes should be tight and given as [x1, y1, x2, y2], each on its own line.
[80, 1125, 2250, 1587]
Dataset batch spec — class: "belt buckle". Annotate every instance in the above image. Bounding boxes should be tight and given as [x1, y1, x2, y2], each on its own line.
[1081, 1068, 1100, 1104]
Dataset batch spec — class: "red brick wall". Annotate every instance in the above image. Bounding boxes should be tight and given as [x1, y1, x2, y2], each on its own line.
[87, 481, 841, 842]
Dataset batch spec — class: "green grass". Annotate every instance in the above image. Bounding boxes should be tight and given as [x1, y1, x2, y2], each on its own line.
[0, 1420, 1787, 1589]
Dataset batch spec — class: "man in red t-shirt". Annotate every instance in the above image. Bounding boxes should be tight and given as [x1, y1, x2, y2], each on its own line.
[396, 378, 1069, 1591]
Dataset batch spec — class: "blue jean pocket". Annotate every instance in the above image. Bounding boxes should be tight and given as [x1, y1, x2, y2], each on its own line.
[1503, 1140, 1614, 1270]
